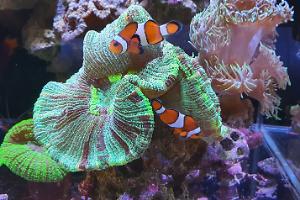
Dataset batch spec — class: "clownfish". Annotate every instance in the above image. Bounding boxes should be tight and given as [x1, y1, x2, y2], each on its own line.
[151, 99, 202, 139]
[109, 20, 181, 54]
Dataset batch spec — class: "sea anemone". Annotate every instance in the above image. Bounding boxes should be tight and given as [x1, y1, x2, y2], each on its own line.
[190, 0, 293, 121]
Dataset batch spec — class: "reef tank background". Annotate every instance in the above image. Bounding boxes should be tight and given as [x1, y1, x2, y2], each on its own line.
[0, 0, 300, 199]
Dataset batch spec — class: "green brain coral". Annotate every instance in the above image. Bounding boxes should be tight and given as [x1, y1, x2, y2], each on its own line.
[33, 76, 155, 171]
[0, 5, 226, 177]
[81, 5, 161, 82]
[0, 119, 67, 182]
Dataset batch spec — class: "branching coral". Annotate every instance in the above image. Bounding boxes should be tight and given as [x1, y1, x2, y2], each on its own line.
[53, 0, 134, 41]
[0, 2, 291, 199]
[190, 0, 293, 121]
[0, 119, 67, 182]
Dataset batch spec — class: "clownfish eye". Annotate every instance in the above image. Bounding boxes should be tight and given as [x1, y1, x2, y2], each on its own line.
[113, 41, 119, 47]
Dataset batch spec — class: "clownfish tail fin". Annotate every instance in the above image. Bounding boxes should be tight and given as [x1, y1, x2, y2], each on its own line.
[160, 20, 182, 36]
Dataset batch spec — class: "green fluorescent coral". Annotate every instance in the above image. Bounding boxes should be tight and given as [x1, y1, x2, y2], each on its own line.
[3, 119, 34, 143]
[81, 5, 161, 82]
[177, 53, 226, 139]
[33, 76, 155, 171]
[29, 6, 225, 172]
[0, 119, 67, 182]
[89, 85, 104, 116]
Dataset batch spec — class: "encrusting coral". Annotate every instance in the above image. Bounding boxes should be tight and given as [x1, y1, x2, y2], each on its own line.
[190, 0, 293, 124]
[0, 119, 67, 182]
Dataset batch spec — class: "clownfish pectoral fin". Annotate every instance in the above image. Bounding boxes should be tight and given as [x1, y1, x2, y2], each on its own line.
[173, 128, 182, 136]
[160, 20, 182, 37]
[179, 131, 188, 138]
[119, 22, 138, 40]
[144, 19, 164, 45]
[173, 129, 188, 140]
[190, 134, 202, 139]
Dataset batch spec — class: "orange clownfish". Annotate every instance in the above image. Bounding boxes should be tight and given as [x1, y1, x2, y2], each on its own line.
[151, 99, 202, 139]
[109, 20, 182, 54]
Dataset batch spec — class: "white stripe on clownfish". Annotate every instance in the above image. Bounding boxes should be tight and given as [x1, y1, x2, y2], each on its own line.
[159, 24, 169, 36]
[136, 23, 148, 46]
[151, 99, 202, 139]
[168, 113, 185, 128]
[155, 106, 166, 114]
[187, 127, 201, 138]
[114, 35, 128, 53]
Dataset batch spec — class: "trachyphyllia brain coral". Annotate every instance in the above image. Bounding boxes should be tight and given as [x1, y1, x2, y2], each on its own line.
[32, 5, 226, 172]
[34, 6, 159, 172]
[0, 119, 67, 182]
[190, 0, 293, 121]
[34, 76, 155, 171]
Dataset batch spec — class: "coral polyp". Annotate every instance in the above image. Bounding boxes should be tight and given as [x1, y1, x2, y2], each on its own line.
[0, 119, 67, 182]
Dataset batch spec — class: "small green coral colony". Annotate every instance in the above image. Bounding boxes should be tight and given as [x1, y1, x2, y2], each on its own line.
[0, 119, 66, 182]
[0, 5, 226, 181]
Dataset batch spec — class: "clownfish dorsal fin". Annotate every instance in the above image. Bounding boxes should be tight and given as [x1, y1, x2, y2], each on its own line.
[119, 22, 138, 41]
[144, 19, 164, 45]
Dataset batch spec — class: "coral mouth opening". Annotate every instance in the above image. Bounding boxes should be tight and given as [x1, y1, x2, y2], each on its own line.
[27, 143, 44, 153]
